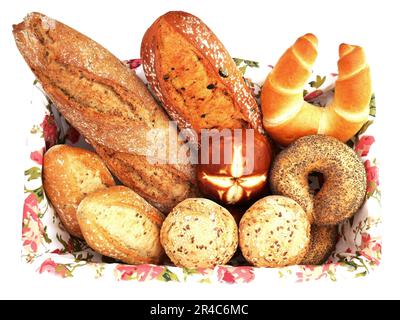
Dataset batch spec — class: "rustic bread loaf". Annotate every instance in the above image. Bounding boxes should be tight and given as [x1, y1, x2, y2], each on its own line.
[141, 11, 263, 135]
[13, 12, 198, 213]
[43, 145, 115, 238]
[77, 186, 165, 264]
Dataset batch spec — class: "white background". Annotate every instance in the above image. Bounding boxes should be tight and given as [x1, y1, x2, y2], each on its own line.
[1, 0, 400, 299]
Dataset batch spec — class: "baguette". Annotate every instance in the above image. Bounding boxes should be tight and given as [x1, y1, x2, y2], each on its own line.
[77, 186, 165, 264]
[141, 11, 263, 135]
[13, 12, 198, 213]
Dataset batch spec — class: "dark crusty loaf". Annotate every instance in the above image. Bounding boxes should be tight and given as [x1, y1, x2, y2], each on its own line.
[13, 12, 199, 213]
[141, 11, 263, 134]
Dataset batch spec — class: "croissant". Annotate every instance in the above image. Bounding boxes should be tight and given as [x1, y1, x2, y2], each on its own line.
[261, 33, 372, 146]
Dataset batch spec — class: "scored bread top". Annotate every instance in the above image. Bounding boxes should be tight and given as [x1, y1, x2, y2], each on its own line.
[13, 12, 198, 212]
[13, 12, 194, 177]
[141, 11, 263, 135]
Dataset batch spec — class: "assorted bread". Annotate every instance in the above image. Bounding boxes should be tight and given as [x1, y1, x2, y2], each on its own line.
[261, 33, 372, 146]
[15, 11, 370, 268]
[13, 12, 198, 214]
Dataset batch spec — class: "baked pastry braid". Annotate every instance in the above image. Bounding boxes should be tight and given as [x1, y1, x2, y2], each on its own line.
[261, 33, 372, 146]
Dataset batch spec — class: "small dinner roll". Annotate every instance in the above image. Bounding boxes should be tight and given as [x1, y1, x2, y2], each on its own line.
[43, 145, 115, 238]
[160, 198, 238, 268]
[239, 196, 310, 267]
[77, 186, 165, 264]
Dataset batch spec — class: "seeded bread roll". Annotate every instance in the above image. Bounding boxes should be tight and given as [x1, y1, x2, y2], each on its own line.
[239, 196, 310, 267]
[301, 225, 338, 265]
[43, 145, 115, 238]
[77, 186, 165, 264]
[160, 198, 238, 268]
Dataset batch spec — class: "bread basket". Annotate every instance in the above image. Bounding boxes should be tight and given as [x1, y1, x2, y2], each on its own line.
[22, 59, 381, 283]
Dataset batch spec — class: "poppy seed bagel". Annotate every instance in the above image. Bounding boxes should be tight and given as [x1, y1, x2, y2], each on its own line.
[270, 135, 366, 225]
[301, 225, 338, 265]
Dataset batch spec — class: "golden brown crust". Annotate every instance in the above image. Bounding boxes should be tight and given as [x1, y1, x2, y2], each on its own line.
[160, 198, 238, 268]
[261, 34, 372, 146]
[239, 196, 310, 267]
[93, 143, 200, 213]
[270, 135, 367, 225]
[13, 12, 197, 213]
[301, 225, 338, 265]
[43, 145, 115, 238]
[77, 186, 165, 264]
[141, 11, 263, 135]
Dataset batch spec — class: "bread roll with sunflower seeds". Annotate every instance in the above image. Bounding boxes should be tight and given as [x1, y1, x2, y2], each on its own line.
[160, 198, 238, 268]
[239, 196, 310, 267]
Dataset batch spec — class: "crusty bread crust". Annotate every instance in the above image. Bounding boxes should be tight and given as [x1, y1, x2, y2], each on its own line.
[93, 143, 200, 213]
[77, 186, 165, 265]
[43, 145, 115, 238]
[141, 11, 263, 135]
[13, 12, 198, 214]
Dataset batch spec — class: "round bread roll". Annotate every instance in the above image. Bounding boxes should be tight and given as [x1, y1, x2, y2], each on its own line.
[239, 196, 310, 267]
[160, 198, 238, 268]
[270, 135, 366, 225]
[77, 186, 165, 264]
[43, 145, 115, 238]
[301, 225, 338, 265]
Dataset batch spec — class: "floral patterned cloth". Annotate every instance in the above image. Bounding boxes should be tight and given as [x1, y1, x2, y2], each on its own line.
[22, 60, 381, 284]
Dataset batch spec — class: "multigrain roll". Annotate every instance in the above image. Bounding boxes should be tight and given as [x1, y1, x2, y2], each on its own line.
[270, 135, 366, 225]
[239, 196, 310, 267]
[43, 145, 115, 238]
[77, 186, 165, 265]
[160, 198, 238, 268]
[301, 225, 338, 265]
